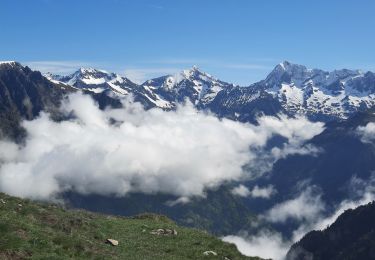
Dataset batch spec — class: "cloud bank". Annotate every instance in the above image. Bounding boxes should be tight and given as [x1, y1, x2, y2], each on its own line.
[263, 187, 325, 224]
[357, 122, 375, 143]
[0, 93, 324, 201]
[224, 176, 375, 260]
[223, 230, 289, 260]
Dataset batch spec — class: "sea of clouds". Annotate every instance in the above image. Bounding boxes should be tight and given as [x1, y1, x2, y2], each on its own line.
[0, 93, 324, 201]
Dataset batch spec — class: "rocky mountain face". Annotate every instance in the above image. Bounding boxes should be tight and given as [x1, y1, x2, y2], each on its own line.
[0, 62, 74, 140]
[286, 201, 375, 260]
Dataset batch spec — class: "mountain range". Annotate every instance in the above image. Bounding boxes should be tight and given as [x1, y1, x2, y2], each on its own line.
[2, 60, 375, 132]
[45, 61, 375, 122]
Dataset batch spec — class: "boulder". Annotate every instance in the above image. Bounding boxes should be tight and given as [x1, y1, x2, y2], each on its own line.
[106, 238, 119, 246]
[203, 250, 218, 256]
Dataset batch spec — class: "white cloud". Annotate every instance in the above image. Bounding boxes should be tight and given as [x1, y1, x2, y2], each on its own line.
[356, 122, 375, 143]
[251, 185, 277, 198]
[291, 175, 375, 241]
[244, 116, 324, 179]
[223, 230, 290, 260]
[263, 187, 325, 223]
[0, 93, 324, 201]
[226, 176, 375, 260]
[165, 197, 190, 207]
[0, 141, 19, 162]
[256, 115, 324, 145]
[231, 184, 276, 199]
[231, 185, 251, 197]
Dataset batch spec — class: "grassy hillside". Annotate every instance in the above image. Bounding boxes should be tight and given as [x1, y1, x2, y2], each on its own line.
[0, 193, 261, 260]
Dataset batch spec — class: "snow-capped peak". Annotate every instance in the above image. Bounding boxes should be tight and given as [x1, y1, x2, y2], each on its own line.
[264, 61, 315, 87]
[182, 65, 213, 80]
[53, 67, 121, 87]
[263, 61, 366, 91]
[77, 67, 111, 76]
[278, 60, 307, 71]
[0, 61, 19, 68]
[79, 67, 101, 73]
[45, 68, 137, 95]
[249, 61, 374, 119]
[141, 66, 233, 107]
[0, 61, 17, 65]
[143, 66, 219, 91]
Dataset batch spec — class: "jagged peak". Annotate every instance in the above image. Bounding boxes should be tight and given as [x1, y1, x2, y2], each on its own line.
[0, 61, 17, 65]
[263, 61, 326, 88]
[330, 68, 361, 78]
[278, 60, 291, 70]
[273, 61, 363, 77]
[181, 65, 214, 80]
[77, 67, 110, 75]
[0, 61, 22, 68]
[275, 61, 308, 73]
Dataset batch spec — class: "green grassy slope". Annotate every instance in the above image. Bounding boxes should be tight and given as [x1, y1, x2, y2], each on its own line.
[0, 193, 262, 260]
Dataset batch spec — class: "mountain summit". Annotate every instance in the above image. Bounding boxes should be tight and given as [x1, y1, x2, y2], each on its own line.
[46, 68, 138, 95]
[142, 66, 234, 107]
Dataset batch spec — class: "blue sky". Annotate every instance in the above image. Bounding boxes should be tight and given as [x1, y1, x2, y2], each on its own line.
[1, 0, 375, 85]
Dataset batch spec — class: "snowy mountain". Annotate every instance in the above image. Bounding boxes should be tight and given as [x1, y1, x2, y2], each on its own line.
[259, 61, 375, 119]
[208, 61, 375, 121]
[46, 67, 175, 109]
[42, 61, 375, 121]
[45, 68, 137, 95]
[0, 61, 18, 67]
[141, 66, 234, 108]
[48, 66, 235, 109]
